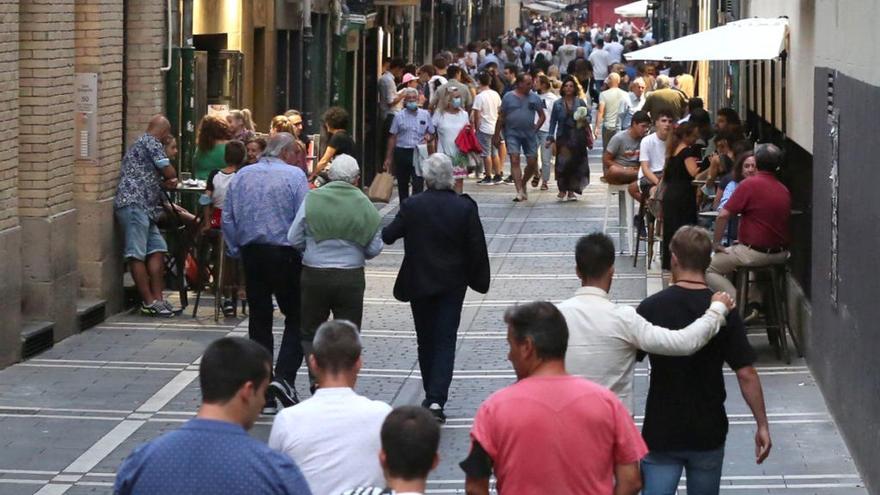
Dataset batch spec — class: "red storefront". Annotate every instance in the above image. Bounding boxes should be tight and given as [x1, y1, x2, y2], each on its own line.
[588, 0, 645, 29]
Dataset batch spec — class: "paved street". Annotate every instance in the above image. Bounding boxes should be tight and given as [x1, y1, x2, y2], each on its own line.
[0, 150, 868, 494]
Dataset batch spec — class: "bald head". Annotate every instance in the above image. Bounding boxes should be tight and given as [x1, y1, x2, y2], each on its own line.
[147, 115, 171, 140]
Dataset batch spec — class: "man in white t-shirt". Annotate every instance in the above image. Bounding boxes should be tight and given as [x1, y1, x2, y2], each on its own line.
[605, 35, 625, 64]
[556, 33, 579, 76]
[472, 72, 504, 185]
[269, 320, 392, 495]
[638, 110, 674, 198]
[594, 72, 628, 148]
[588, 39, 612, 94]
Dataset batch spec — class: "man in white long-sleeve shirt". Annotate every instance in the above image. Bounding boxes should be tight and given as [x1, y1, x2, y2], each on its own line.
[557, 233, 734, 412]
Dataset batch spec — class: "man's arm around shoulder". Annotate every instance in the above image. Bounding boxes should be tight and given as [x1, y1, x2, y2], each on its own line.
[625, 294, 733, 355]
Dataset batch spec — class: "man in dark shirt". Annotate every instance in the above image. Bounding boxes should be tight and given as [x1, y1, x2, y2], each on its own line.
[115, 337, 311, 495]
[637, 226, 771, 495]
[707, 143, 791, 299]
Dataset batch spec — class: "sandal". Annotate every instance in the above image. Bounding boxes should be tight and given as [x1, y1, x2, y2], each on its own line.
[531, 176, 540, 188]
[540, 181, 549, 191]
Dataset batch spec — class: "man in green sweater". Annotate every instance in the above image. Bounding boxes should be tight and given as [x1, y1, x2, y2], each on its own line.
[287, 154, 383, 393]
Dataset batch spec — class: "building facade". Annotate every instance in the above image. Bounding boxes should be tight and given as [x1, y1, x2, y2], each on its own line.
[0, 0, 168, 367]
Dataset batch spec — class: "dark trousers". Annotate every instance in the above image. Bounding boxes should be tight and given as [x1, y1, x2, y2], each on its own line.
[411, 286, 467, 408]
[300, 266, 366, 342]
[393, 146, 424, 203]
[240, 244, 303, 385]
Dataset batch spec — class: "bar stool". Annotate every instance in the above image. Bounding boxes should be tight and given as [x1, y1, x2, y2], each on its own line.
[735, 263, 803, 364]
[602, 178, 635, 254]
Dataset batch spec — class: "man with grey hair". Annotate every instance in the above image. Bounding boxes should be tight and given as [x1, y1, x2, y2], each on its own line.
[384, 88, 435, 202]
[269, 320, 392, 495]
[643, 74, 688, 121]
[222, 132, 310, 414]
[382, 153, 490, 422]
[707, 143, 791, 300]
[287, 154, 383, 391]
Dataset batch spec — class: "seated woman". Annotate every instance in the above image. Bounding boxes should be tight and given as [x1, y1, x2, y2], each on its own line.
[311, 107, 355, 182]
[715, 151, 757, 246]
[193, 116, 231, 180]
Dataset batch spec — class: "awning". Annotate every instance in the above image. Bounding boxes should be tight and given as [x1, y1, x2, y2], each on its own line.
[625, 17, 789, 61]
[523, 1, 568, 13]
[614, 0, 647, 18]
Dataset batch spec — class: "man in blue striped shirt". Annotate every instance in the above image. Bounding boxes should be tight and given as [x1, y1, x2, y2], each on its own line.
[222, 133, 310, 412]
[383, 88, 435, 202]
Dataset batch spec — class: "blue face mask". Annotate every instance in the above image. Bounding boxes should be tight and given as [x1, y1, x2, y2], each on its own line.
[452, 97, 462, 108]
[405, 101, 418, 111]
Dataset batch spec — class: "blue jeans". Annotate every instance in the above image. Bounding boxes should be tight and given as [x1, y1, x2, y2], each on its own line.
[641, 447, 725, 495]
[536, 130, 552, 182]
[115, 205, 167, 261]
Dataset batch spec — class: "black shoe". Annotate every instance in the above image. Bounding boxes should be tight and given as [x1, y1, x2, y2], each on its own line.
[503, 174, 514, 184]
[262, 397, 279, 415]
[427, 403, 447, 423]
[269, 378, 299, 408]
[492, 174, 503, 184]
[222, 299, 236, 317]
[476, 176, 494, 185]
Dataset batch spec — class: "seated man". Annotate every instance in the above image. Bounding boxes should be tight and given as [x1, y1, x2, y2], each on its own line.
[638, 110, 673, 201]
[603, 110, 651, 200]
[115, 337, 311, 494]
[343, 406, 441, 495]
[461, 302, 646, 495]
[558, 233, 734, 411]
[269, 320, 392, 495]
[707, 143, 791, 300]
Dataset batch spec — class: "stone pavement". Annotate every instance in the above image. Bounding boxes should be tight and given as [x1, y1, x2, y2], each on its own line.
[0, 154, 869, 494]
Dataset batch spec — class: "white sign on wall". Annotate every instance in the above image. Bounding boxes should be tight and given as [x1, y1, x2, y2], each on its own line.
[74, 73, 98, 161]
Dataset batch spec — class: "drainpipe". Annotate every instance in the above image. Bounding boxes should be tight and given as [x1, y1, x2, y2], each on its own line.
[161, 0, 173, 71]
[302, 0, 314, 131]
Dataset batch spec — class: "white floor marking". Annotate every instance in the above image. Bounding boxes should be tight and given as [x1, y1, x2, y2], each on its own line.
[136, 370, 199, 413]
[63, 420, 145, 474]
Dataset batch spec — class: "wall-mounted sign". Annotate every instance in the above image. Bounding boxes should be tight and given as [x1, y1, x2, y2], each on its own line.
[74, 73, 98, 161]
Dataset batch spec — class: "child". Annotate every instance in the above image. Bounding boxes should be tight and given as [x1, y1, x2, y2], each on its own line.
[202, 140, 247, 316]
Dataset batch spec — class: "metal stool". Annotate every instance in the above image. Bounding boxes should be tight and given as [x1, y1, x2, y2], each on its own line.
[602, 179, 635, 254]
[735, 263, 803, 364]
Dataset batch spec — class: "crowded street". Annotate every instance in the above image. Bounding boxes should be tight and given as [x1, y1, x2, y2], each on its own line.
[0, 165, 868, 493]
[1, 0, 878, 493]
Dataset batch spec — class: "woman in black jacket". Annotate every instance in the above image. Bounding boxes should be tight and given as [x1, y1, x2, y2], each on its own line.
[382, 153, 490, 422]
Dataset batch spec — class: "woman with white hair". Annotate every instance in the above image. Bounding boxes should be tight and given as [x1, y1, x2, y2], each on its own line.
[432, 87, 471, 193]
[382, 153, 490, 423]
[288, 153, 383, 390]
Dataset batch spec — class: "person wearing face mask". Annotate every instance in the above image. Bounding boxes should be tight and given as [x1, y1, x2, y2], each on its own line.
[432, 87, 471, 194]
[384, 88, 435, 202]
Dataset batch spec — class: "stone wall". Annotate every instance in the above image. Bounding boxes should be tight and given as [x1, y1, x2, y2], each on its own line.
[124, 1, 167, 147]
[0, 0, 21, 367]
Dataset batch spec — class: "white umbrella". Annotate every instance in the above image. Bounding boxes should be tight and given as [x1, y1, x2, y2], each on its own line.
[625, 17, 789, 61]
[614, 0, 648, 18]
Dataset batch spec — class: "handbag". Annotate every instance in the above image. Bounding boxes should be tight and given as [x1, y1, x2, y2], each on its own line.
[455, 124, 483, 154]
[367, 172, 394, 203]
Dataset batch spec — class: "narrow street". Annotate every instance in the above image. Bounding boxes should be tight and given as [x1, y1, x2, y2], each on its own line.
[0, 144, 867, 494]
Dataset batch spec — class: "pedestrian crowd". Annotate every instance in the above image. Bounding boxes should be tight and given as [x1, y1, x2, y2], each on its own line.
[111, 13, 791, 495]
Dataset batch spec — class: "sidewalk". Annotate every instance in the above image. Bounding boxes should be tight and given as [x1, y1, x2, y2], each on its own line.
[0, 151, 868, 494]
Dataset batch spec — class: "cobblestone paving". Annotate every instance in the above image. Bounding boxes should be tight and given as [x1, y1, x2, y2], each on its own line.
[0, 155, 868, 494]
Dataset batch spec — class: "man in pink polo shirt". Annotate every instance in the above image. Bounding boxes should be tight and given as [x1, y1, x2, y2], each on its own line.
[460, 301, 646, 495]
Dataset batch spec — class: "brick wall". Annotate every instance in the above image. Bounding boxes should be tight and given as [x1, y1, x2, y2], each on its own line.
[0, 1, 19, 232]
[18, 0, 75, 218]
[125, 1, 166, 147]
[74, 0, 123, 201]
